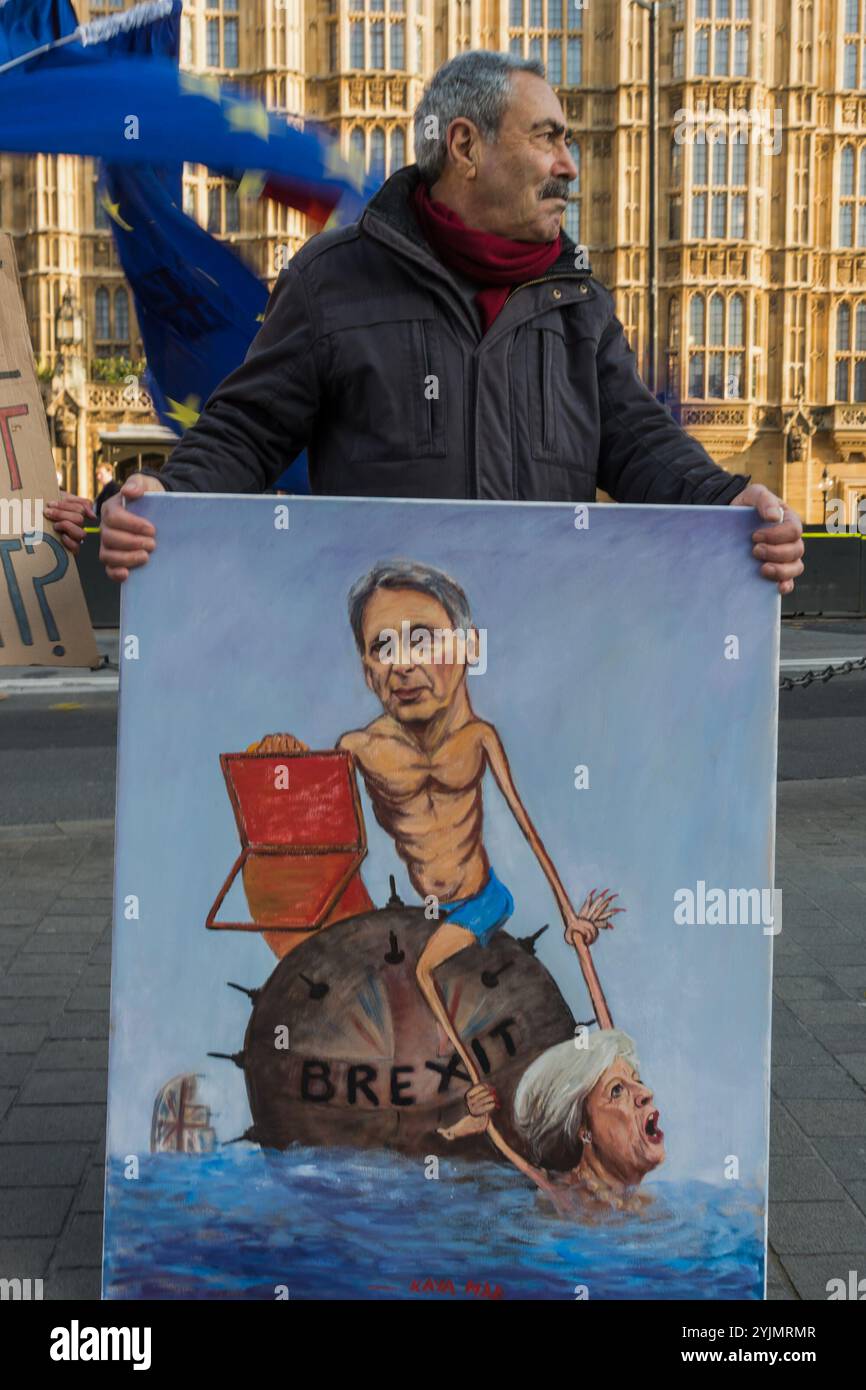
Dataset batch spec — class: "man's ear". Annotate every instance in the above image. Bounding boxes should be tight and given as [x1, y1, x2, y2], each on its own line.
[447, 117, 480, 178]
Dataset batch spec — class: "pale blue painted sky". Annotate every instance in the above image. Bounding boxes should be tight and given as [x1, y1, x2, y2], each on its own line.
[107, 496, 778, 1189]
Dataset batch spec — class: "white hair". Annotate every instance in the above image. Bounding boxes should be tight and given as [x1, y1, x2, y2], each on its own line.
[513, 1029, 640, 1168]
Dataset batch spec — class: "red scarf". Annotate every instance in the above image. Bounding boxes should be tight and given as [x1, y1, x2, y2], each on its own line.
[412, 181, 562, 333]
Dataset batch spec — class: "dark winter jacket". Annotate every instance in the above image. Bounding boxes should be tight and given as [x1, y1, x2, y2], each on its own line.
[146, 164, 750, 506]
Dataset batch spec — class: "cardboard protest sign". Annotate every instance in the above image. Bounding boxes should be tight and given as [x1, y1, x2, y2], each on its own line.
[104, 495, 778, 1300]
[0, 234, 98, 667]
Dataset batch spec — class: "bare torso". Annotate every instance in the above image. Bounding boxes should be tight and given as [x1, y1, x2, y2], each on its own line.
[338, 715, 491, 903]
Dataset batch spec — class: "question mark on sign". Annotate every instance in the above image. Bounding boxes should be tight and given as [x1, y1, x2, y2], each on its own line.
[0, 535, 68, 653]
[24, 533, 69, 655]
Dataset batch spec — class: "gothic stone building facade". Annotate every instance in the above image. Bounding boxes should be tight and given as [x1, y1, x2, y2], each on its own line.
[2, 0, 866, 526]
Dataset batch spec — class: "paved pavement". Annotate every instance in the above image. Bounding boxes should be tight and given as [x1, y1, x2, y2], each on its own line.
[0, 820, 112, 1300]
[0, 781, 865, 1300]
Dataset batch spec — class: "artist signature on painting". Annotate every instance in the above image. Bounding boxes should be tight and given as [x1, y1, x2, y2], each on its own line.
[409, 1277, 505, 1299]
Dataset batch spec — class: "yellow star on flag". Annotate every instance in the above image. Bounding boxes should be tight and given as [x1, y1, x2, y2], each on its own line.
[325, 140, 365, 194]
[166, 395, 201, 430]
[225, 101, 270, 141]
[238, 170, 267, 201]
[179, 71, 221, 103]
[101, 195, 133, 232]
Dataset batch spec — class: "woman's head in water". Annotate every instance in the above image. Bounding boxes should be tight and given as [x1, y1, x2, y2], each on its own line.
[513, 1029, 665, 1186]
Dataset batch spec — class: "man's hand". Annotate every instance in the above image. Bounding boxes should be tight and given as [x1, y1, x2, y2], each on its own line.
[730, 484, 804, 596]
[563, 888, 623, 947]
[437, 1083, 499, 1141]
[43, 492, 96, 557]
[466, 1083, 499, 1121]
[250, 733, 310, 755]
[99, 473, 165, 583]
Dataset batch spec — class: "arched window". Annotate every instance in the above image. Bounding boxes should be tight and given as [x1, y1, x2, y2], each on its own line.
[727, 293, 745, 397]
[840, 145, 860, 245]
[689, 293, 705, 344]
[670, 137, 682, 188]
[113, 289, 129, 344]
[695, 28, 709, 73]
[94, 183, 109, 231]
[843, 0, 865, 88]
[690, 137, 708, 237]
[224, 180, 240, 233]
[349, 20, 364, 68]
[837, 299, 866, 400]
[370, 127, 386, 179]
[667, 295, 681, 396]
[349, 126, 365, 170]
[690, 132, 747, 241]
[390, 126, 405, 173]
[688, 292, 745, 399]
[669, 296, 681, 350]
[838, 302, 851, 350]
[95, 287, 110, 341]
[688, 294, 705, 395]
[668, 137, 683, 237]
[694, 0, 751, 79]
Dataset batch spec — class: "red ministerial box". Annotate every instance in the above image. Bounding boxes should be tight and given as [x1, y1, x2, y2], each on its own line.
[206, 750, 367, 932]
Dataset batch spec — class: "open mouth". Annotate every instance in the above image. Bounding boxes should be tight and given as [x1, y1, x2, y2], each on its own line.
[644, 1109, 664, 1145]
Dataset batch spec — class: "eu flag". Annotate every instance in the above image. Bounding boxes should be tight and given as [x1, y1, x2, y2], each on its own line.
[1, 0, 378, 493]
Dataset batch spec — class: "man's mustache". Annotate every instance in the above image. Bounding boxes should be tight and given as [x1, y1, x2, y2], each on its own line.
[538, 178, 572, 201]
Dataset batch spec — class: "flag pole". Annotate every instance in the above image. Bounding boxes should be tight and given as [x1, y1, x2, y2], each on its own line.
[0, 32, 80, 77]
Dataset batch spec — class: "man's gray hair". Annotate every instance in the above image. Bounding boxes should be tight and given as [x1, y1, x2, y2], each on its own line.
[347, 559, 473, 651]
[413, 50, 546, 183]
[513, 1029, 641, 1170]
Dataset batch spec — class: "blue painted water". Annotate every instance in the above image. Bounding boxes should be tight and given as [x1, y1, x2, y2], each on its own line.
[102, 1149, 765, 1300]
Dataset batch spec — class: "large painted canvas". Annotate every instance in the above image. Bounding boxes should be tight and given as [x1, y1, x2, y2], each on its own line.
[103, 495, 779, 1301]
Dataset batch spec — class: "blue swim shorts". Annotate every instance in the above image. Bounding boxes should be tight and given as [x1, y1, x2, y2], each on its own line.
[440, 867, 515, 947]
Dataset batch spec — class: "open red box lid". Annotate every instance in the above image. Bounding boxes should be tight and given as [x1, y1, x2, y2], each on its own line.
[207, 750, 367, 932]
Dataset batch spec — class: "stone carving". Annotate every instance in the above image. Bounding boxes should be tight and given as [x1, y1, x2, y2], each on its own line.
[87, 383, 153, 413]
[682, 407, 748, 426]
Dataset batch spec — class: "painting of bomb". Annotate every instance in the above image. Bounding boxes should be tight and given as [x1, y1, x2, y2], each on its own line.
[104, 497, 776, 1299]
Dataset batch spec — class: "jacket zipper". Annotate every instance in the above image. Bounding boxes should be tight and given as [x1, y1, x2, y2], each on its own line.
[467, 353, 478, 497]
[500, 272, 588, 499]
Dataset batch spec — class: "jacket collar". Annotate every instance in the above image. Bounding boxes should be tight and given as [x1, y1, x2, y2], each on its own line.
[362, 163, 590, 281]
